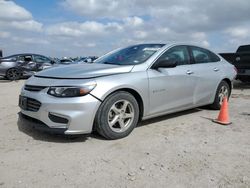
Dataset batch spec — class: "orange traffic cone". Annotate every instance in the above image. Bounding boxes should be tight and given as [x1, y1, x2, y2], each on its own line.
[213, 97, 232, 125]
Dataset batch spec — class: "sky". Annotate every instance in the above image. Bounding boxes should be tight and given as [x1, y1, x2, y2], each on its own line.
[0, 0, 250, 57]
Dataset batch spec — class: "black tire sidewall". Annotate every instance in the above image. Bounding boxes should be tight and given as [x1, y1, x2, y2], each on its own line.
[6, 68, 21, 80]
[95, 91, 139, 140]
[211, 81, 230, 110]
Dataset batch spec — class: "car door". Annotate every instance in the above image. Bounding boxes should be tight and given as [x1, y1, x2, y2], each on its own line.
[17, 55, 37, 71]
[188, 46, 223, 106]
[147, 45, 198, 116]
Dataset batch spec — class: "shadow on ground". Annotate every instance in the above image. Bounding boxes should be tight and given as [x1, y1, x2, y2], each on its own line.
[17, 108, 204, 142]
[0, 76, 13, 83]
[138, 108, 202, 127]
[0, 76, 27, 83]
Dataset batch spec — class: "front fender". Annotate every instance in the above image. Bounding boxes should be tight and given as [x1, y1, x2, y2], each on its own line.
[90, 72, 150, 116]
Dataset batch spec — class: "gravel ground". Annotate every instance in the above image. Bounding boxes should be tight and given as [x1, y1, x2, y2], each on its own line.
[0, 79, 249, 188]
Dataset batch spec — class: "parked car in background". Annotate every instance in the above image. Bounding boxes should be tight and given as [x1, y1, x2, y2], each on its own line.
[220, 44, 250, 82]
[57, 56, 98, 65]
[0, 53, 56, 80]
[19, 43, 236, 139]
[74, 56, 98, 64]
[59, 57, 74, 65]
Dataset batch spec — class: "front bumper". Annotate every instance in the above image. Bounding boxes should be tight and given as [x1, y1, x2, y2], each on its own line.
[19, 113, 67, 134]
[19, 87, 101, 135]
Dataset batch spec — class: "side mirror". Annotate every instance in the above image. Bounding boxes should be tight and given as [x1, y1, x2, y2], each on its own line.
[152, 59, 177, 69]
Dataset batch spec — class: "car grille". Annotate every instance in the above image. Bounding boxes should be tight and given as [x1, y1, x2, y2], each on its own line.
[26, 98, 41, 112]
[24, 85, 47, 92]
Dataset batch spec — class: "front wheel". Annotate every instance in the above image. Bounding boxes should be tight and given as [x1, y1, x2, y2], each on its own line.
[210, 81, 230, 110]
[94, 91, 139, 140]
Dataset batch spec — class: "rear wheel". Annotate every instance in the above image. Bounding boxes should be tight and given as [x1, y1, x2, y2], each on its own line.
[6, 68, 21, 80]
[210, 81, 230, 110]
[95, 91, 139, 140]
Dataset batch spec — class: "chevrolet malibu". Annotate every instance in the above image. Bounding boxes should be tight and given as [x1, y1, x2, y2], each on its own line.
[19, 43, 236, 139]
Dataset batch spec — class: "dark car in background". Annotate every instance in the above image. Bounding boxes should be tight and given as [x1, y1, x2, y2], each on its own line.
[220, 44, 250, 82]
[0, 53, 56, 80]
[74, 56, 98, 64]
[59, 57, 74, 65]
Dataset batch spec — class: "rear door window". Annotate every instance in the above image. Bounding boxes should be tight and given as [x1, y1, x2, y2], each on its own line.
[190, 46, 220, 64]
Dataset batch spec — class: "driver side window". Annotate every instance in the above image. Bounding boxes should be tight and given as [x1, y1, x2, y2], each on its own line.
[18, 55, 32, 62]
[156, 45, 190, 66]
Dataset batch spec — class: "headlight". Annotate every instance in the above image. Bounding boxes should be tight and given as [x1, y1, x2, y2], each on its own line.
[47, 84, 96, 97]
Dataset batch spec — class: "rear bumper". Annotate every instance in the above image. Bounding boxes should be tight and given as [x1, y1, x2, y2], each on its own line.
[236, 71, 250, 81]
[237, 69, 250, 76]
[235, 68, 250, 81]
[0, 68, 7, 76]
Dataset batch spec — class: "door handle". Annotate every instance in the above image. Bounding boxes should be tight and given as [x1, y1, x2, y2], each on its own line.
[213, 67, 219, 72]
[186, 70, 194, 75]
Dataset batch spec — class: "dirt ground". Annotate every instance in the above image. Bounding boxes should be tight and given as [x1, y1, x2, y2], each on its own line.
[0, 78, 249, 188]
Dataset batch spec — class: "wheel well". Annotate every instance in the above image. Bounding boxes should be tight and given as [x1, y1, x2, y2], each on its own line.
[110, 88, 144, 121]
[222, 78, 232, 96]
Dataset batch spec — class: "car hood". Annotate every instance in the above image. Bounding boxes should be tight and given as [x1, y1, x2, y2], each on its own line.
[35, 63, 134, 79]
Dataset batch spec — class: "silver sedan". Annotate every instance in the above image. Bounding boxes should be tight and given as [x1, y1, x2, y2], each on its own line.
[19, 43, 237, 139]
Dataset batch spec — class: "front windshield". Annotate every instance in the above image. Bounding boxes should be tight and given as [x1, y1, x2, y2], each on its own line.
[95, 44, 165, 65]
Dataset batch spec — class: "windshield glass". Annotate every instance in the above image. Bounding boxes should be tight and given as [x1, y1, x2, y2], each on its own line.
[95, 44, 165, 65]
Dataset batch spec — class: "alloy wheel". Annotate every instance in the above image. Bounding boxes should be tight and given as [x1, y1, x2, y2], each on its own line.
[107, 100, 135, 133]
[218, 85, 228, 105]
[7, 69, 20, 80]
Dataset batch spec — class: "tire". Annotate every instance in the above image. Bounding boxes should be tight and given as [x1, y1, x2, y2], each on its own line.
[6, 68, 21, 80]
[94, 91, 140, 140]
[210, 81, 230, 110]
